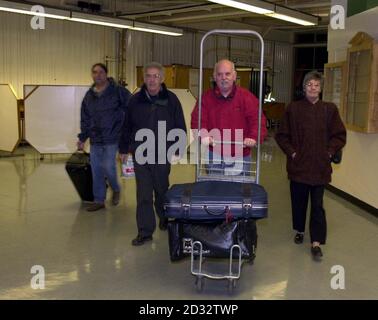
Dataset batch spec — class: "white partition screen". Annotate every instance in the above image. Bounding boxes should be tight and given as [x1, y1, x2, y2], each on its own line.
[0, 84, 19, 152]
[169, 89, 196, 147]
[25, 85, 89, 154]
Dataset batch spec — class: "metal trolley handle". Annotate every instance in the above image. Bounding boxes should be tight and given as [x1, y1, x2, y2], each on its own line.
[196, 29, 265, 184]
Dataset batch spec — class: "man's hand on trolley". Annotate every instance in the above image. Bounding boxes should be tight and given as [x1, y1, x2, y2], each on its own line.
[243, 138, 256, 148]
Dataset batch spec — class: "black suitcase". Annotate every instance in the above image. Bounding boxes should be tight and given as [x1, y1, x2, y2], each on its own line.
[163, 180, 268, 221]
[168, 219, 257, 262]
[65, 152, 94, 202]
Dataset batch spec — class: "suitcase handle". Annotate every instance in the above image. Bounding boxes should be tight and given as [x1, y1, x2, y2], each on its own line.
[212, 140, 245, 146]
[203, 205, 228, 216]
[76, 149, 89, 155]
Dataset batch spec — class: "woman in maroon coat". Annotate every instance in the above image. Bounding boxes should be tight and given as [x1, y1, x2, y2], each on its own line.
[275, 71, 346, 260]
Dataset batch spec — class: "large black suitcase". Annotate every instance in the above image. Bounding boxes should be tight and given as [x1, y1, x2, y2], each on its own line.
[65, 152, 94, 202]
[163, 180, 268, 221]
[168, 219, 257, 262]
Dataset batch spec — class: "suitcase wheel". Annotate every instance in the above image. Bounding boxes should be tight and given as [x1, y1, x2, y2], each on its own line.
[195, 276, 205, 292]
[248, 254, 256, 265]
[228, 279, 237, 294]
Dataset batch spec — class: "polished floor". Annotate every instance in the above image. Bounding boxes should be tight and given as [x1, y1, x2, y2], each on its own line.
[0, 136, 377, 300]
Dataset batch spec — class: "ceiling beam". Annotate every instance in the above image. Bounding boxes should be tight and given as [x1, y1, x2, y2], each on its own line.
[150, 10, 257, 23]
[118, 3, 218, 19]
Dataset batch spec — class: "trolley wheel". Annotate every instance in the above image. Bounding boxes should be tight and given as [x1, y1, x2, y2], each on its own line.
[195, 277, 205, 292]
[248, 254, 256, 265]
[228, 279, 236, 294]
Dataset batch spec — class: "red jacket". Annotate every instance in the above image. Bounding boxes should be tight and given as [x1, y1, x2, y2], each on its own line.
[191, 85, 267, 156]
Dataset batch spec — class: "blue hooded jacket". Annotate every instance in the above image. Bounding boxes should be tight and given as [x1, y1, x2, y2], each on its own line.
[78, 78, 131, 145]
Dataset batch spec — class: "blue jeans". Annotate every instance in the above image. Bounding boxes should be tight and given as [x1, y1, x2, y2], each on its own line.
[90, 144, 120, 203]
[207, 151, 252, 176]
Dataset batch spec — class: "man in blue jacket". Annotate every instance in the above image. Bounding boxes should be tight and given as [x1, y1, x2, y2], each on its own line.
[77, 63, 131, 212]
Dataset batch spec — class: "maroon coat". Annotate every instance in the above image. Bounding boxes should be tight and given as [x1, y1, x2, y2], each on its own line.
[275, 98, 346, 185]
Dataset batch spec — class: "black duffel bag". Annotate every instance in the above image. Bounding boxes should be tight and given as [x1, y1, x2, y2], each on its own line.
[168, 219, 257, 262]
[65, 151, 94, 202]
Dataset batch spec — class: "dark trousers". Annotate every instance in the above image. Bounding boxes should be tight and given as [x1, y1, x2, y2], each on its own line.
[290, 181, 327, 244]
[133, 162, 171, 237]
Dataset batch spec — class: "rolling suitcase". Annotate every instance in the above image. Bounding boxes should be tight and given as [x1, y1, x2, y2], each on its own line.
[65, 151, 94, 202]
[163, 180, 268, 221]
[168, 219, 257, 262]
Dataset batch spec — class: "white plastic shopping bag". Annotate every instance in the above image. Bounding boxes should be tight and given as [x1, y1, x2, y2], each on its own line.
[121, 155, 135, 179]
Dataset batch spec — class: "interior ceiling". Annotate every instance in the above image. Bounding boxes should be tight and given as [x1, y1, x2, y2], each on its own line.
[23, 0, 331, 33]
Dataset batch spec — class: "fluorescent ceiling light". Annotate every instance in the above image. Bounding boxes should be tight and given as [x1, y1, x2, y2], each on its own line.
[0, 0, 183, 36]
[0, 0, 69, 19]
[266, 13, 315, 25]
[132, 21, 183, 36]
[207, 0, 317, 26]
[207, 0, 274, 15]
[71, 12, 133, 29]
[265, 5, 318, 26]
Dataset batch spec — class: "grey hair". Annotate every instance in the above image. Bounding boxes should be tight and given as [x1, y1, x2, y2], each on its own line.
[302, 70, 323, 90]
[143, 61, 165, 78]
[213, 59, 236, 75]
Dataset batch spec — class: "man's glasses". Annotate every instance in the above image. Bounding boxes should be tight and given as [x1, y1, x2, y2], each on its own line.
[145, 73, 161, 80]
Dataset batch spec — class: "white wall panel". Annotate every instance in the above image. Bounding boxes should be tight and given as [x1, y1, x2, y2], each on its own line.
[327, 6, 378, 208]
[0, 85, 19, 152]
[25, 85, 89, 154]
[169, 89, 197, 147]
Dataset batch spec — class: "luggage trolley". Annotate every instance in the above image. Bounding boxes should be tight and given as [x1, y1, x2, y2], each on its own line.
[191, 29, 266, 293]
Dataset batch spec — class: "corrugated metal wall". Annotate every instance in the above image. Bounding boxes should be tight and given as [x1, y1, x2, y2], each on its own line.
[125, 30, 152, 91]
[125, 30, 220, 90]
[0, 11, 117, 98]
[125, 30, 293, 100]
[0, 10, 293, 103]
[153, 32, 194, 66]
[272, 42, 293, 105]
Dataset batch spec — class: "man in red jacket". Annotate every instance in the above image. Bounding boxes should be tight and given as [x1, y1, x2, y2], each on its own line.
[191, 59, 267, 176]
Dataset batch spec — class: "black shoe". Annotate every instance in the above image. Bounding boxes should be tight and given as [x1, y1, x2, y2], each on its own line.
[294, 233, 304, 244]
[112, 191, 120, 206]
[311, 246, 323, 259]
[159, 218, 168, 231]
[131, 234, 153, 246]
[86, 202, 105, 212]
